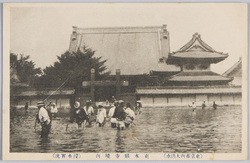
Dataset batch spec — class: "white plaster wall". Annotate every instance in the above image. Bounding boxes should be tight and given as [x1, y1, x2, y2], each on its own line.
[167, 96, 181, 106]
[141, 96, 154, 107]
[154, 96, 167, 107]
[182, 95, 196, 106]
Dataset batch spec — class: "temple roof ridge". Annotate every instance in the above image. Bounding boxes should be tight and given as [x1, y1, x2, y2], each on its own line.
[176, 33, 222, 54]
[72, 25, 169, 34]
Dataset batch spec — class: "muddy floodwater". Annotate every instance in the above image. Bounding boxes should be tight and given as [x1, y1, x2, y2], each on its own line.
[10, 106, 241, 153]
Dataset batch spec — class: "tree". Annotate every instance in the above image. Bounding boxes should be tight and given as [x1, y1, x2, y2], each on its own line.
[36, 47, 109, 89]
[10, 53, 42, 86]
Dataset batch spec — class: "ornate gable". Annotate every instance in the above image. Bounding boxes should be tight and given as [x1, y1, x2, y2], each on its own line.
[177, 33, 216, 53]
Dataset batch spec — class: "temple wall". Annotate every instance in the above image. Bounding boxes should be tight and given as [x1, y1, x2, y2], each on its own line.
[13, 96, 71, 109]
[140, 93, 241, 107]
[140, 95, 154, 107]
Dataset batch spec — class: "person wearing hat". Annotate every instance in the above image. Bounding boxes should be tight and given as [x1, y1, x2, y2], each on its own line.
[37, 101, 51, 138]
[96, 105, 106, 127]
[83, 100, 94, 125]
[113, 100, 126, 130]
[74, 101, 87, 129]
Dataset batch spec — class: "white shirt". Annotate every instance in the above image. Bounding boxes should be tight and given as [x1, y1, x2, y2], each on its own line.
[97, 108, 106, 123]
[108, 106, 116, 123]
[125, 108, 135, 119]
[38, 107, 50, 124]
[108, 106, 115, 117]
[84, 106, 94, 115]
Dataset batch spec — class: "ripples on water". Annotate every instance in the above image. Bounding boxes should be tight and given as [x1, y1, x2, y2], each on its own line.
[10, 107, 241, 153]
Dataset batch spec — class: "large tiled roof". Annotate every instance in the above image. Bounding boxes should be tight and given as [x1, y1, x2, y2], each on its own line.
[167, 33, 228, 64]
[69, 25, 180, 75]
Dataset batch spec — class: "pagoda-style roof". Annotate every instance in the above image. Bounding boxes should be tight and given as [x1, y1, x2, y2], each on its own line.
[167, 33, 228, 64]
[167, 71, 233, 83]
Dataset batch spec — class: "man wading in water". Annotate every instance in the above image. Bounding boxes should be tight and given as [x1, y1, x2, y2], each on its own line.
[36, 101, 51, 138]
[84, 100, 94, 125]
[108, 101, 118, 128]
[74, 101, 87, 129]
[113, 100, 126, 130]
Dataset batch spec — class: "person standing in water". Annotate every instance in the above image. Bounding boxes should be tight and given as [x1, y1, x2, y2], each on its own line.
[202, 101, 206, 109]
[213, 101, 217, 110]
[124, 103, 135, 128]
[191, 101, 196, 112]
[96, 105, 107, 127]
[84, 100, 94, 125]
[135, 101, 142, 114]
[50, 103, 58, 119]
[108, 101, 118, 128]
[113, 100, 126, 130]
[74, 101, 87, 129]
[24, 102, 28, 112]
[37, 101, 51, 138]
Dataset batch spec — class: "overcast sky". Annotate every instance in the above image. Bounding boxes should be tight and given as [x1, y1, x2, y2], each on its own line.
[9, 3, 247, 74]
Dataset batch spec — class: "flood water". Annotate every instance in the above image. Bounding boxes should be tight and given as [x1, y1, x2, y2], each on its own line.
[10, 106, 241, 153]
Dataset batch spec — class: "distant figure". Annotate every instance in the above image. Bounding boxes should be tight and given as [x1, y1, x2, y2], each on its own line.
[191, 101, 196, 112]
[105, 99, 109, 106]
[24, 102, 28, 111]
[84, 100, 94, 125]
[96, 105, 106, 127]
[135, 101, 142, 114]
[108, 101, 118, 128]
[110, 96, 116, 105]
[74, 101, 87, 129]
[213, 101, 217, 110]
[202, 101, 206, 109]
[37, 101, 51, 138]
[124, 103, 135, 128]
[113, 100, 126, 130]
[50, 103, 58, 118]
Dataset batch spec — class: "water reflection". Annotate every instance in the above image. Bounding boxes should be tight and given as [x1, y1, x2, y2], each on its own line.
[10, 107, 241, 153]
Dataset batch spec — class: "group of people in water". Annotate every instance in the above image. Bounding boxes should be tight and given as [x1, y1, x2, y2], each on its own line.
[70, 100, 140, 130]
[35, 98, 142, 138]
[35, 98, 217, 138]
[190, 101, 217, 112]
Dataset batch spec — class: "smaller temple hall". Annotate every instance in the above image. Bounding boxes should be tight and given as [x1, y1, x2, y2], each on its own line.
[137, 32, 241, 107]
[166, 33, 233, 86]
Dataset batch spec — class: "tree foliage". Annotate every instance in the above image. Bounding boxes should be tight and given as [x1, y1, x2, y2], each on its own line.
[36, 47, 109, 89]
[10, 53, 42, 85]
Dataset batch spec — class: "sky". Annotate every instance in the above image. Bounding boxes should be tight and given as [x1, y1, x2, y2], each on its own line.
[9, 3, 247, 74]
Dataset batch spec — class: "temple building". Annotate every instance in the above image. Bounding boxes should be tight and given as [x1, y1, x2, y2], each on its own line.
[69, 25, 179, 75]
[69, 25, 242, 107]
[137, 33, 241, 107]
[166, 33, 233, 86]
